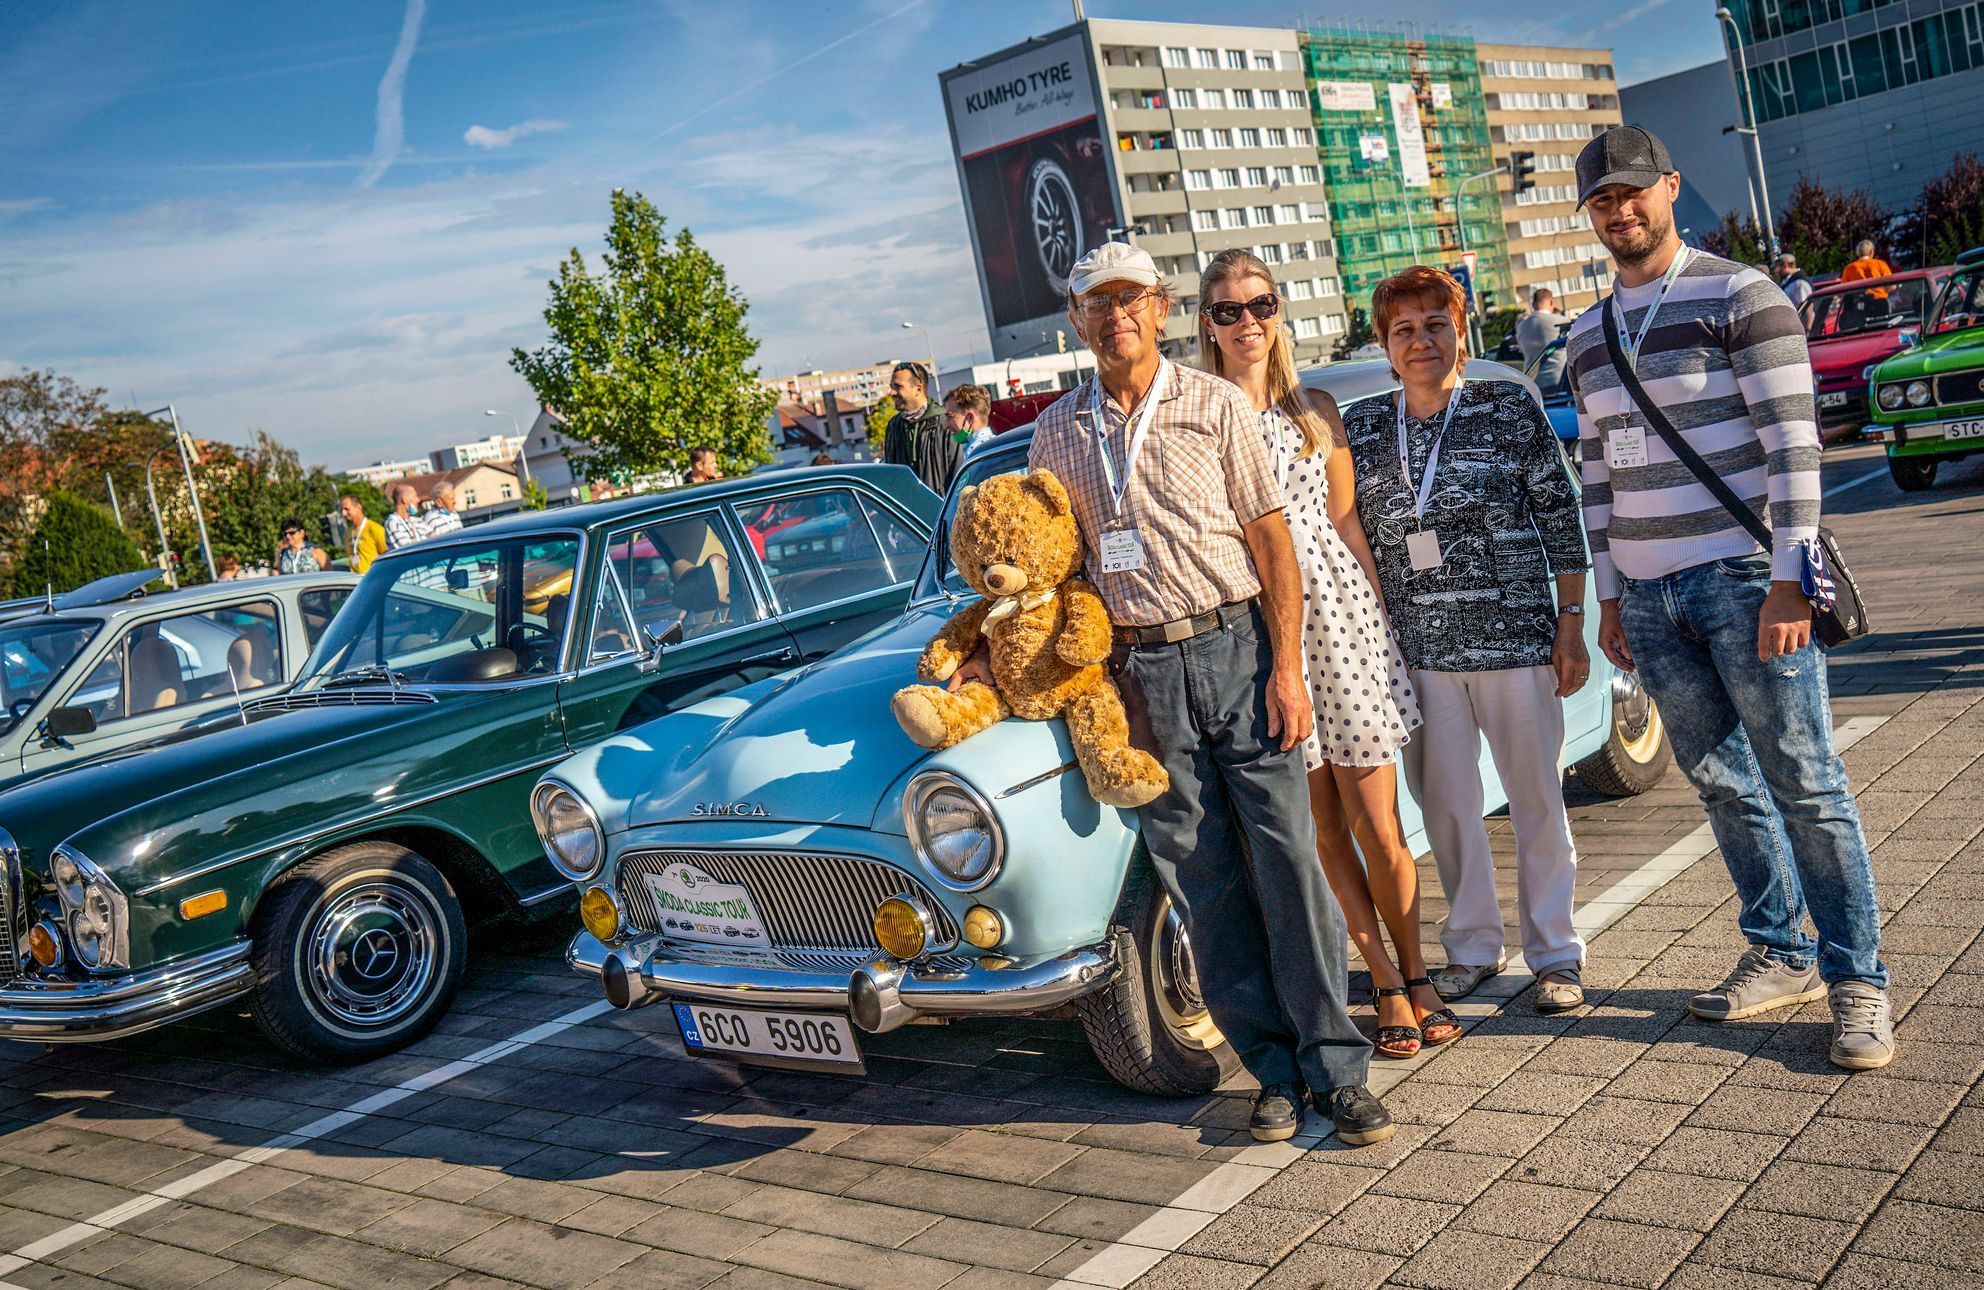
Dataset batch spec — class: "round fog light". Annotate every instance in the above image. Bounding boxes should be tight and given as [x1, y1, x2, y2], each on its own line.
[579, 887, 621, 942]
[962, 906, 1004, 950]
[873, 896, 930, 961]
[26, 921, 61, 969]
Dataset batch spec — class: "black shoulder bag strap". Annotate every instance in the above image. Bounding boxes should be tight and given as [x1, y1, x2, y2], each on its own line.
[1599, 300, 1869, 647]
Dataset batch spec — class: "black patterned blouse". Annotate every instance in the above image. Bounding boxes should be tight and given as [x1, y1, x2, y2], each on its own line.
[1343, 379, 1589, 674]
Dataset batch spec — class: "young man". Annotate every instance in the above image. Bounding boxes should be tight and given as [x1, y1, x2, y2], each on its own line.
[339, 495, 388, 574]
[1567, 125, 1891, 1070]
[687, 445, 723, 485]
[941, 383, 996, 454]
[385, 483, 423, 550]
[881, 362, 958, 495]
[1773, 253, 1814, 308]
[1016, 242, 1387, 1143]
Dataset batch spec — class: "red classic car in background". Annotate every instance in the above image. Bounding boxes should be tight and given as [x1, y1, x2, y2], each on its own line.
[1804, 266, 1951, 441]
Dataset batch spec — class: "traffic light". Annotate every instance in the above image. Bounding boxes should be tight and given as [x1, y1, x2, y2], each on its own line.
[1008, 377, 1023, 397]
[1510, 151, 1536, 195]
[1056, 329, 1068, 353]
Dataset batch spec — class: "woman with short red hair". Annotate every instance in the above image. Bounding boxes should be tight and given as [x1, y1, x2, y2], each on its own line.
[1342, 266, 1595, 1016]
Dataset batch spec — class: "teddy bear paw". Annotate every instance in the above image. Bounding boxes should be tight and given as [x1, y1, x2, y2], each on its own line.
[1094, 773, 1169, 810]
[891, 686, 952, 750]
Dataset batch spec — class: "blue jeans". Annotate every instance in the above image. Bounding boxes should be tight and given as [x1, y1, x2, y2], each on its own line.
[1620, 555, 1885, 987]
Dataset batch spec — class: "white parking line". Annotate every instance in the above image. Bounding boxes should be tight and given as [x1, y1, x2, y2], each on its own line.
[0, 999, 614, 1284]
[1824, 464, 1888, 498]
[1048, 714, 1890, 1288]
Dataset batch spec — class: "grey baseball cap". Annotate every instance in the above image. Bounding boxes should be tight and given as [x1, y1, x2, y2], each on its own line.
[1575, 125, 1675, 207]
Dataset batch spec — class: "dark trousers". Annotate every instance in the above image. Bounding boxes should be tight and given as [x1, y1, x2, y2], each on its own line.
[1113, 605, 1371, 1092]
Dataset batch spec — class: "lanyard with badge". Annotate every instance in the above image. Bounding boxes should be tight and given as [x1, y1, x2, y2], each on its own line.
[1605, 246, 1691, 471]
[1087, 360, 1169, 574]
[1396, 381, 1465, 572]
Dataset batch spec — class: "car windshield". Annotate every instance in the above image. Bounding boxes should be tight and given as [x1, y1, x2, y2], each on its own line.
[914, 444, 1033, 600]
[0, 619, 98, 731]
[1806, 279, 1932, 340]
[1928, 270, 1984, 335]
[297, 536, 580, 686]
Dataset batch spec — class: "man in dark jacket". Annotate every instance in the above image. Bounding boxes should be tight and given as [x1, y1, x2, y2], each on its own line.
[881, 362, 958, 494]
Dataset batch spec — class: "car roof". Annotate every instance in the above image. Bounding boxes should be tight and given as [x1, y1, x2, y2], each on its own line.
[0, 571, 358, 629]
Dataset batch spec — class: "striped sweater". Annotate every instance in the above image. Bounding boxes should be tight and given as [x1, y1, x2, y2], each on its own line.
[1568, 249, 1820, 601]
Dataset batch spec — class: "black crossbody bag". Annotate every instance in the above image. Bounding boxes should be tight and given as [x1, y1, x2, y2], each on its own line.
[1600, 304, 1870, 648]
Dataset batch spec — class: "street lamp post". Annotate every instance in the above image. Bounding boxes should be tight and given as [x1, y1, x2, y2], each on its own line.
[1455, 165, 1509, 357]
[138, 449, 178, 588]
[900, 322, 941, 399]
[144, 405, 216, 583]
[484, 409, 532, 485]
[1716, 7, 1780, 257]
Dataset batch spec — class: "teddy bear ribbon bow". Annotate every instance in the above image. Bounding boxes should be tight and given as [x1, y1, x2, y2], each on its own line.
[981, 586, 1057, 627]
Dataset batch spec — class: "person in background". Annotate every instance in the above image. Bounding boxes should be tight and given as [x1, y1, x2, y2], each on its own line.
[1568, 124, 1891, 1071]
[1517, 288, 1574, 372]
[1774, 253, 1814, 309]
[385, 483, 423, 549]
[216, 554, 240, 581]
[942, 383, 997, 455]
[882, 361, 959, 494]
[687, 445, 723, 484]
[1345, 265, 1593, 1017]
[423, 481, 464, 539]
[1014, 241, 1390, 1146]
[276, 517, 329, 574]
[1198, 247, 1449, 1060]
[809, 452, 837, 466]
[338, 495, 387, 574]
[1839, 239, 1893, 289]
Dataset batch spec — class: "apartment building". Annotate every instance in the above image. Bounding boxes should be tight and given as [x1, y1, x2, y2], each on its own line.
[428, 432, 525, 472]
[1478, 44, 1621, 312]
[942, 19, 1348, 367]
[762, 362, 896, 407]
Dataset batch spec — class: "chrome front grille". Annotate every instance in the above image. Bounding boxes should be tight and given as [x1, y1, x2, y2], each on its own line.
[1, 835, 21, 986]
[618, 850, 960, 958]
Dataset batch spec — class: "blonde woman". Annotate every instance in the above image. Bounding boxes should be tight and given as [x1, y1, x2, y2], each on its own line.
[1197, 249, 1455, 1058]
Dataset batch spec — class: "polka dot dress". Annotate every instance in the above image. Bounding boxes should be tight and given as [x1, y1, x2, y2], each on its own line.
[1262, 408, 1423, 772]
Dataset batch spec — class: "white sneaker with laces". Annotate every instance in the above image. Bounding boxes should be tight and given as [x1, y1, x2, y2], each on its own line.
[1828, 980, 1895, 1070]
[1688, 945, 1826, 1021]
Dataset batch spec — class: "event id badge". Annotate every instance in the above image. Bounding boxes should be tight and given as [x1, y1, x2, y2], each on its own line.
[1406, 528, 1443, 572]
[1608, 424, 1649, 469]
[1098, 527, 1147, 574]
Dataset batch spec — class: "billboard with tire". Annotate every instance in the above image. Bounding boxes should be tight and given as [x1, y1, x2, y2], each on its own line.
[943, 31, 1119, 336]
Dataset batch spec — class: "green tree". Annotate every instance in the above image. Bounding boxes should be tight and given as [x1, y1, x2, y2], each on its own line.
[1330, 307, 1373, 360]
[510, 190, 775, 485]
[9, 491, 146, 598]
[1698, 212, 1769, 266]
[1479, 306, 1522, 356]
[865, 395, 897, 453]
[1897, 152, 1984, 269]
[521, 478, 549, 510]
[1776, 177, 1889, 276]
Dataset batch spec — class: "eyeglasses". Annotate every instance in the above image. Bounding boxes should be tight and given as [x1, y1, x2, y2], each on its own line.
[1076, 287, 1158, 318]
[1203, 294, 1280, 327]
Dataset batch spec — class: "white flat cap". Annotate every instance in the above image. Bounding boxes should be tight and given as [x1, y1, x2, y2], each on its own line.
[1068, 241, 1160, 297]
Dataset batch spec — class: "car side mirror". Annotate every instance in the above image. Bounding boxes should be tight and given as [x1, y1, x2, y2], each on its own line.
[1896, 326, 1921, 349]
[636, 620, 686, 674]
[40, 705, 96, 746]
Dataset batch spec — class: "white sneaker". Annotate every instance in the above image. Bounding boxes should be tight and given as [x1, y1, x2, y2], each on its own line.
[1828, 981, 1895, 1071]
[1688, 946, 1826, 1021]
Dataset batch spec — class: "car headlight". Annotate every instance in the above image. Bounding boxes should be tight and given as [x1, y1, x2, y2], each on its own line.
[903, 772, 1004, 891]
[48, 844, 127, 970]
[1876, 383, 1904, 410]
[1905, 379, 1932, 407]
[530, 780, 605, 881]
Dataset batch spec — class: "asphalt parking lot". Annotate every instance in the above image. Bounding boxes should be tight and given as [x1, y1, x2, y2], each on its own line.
[3, 443, 1981, 1290]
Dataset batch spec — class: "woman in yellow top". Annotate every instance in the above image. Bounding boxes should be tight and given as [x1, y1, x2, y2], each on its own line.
[338, 494, 389, 574]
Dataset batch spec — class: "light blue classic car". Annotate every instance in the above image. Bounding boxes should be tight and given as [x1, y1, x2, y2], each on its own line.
[538, 358, 1671, 1094]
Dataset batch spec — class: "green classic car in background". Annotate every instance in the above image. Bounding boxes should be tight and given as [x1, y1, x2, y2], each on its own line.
[0, 465, 938, 1062]
[1866, 245, 1984, 491]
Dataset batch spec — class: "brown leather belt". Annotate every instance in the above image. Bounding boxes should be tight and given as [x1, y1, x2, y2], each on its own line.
[1112, 598, 1256, 648]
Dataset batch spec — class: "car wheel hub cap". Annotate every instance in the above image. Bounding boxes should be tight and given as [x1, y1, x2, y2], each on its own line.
[1610, 671, 1664, 761]
[305, 881, 438, 1028]
[1152, 896, 1223, 1050]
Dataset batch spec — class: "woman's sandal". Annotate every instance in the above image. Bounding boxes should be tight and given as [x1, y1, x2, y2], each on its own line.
[1373, 985, 1422, 1058]
[1406, 975, 1464, 1047]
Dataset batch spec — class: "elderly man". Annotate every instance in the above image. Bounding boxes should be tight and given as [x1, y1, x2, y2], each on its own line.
[991, 243, 1386, 1143]
[384, 483, 423, 550]
[424, 481, 464, 539]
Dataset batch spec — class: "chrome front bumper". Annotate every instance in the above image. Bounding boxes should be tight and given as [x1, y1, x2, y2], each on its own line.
[567, 931, 1116, 1035]
[0, 942, 254, 1043]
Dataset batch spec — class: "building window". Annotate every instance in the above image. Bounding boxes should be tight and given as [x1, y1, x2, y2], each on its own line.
[1193, 208, 1218, 231]
[1253, 204, 1275, 225]
[1315, 277, 1339, 298]
[1293, 316, 1320, 339]
[1222, 207, 1246, 229]
[1187, 169, 1211, 190]
[1257, 243, 1283, 264]
[1202, 88, 1226, 109]
[1277, 203, 1300, 223]
[1267, 127, 1288, 147]
[1319, 313, 1346, 335]
[1172, 87, 1196, 109]
[1178, 128, 1203, 149]
[1292, 127, 1313, 146]
[1211, 127, 1233, 147]
[1163, 46, 1189, 68]
[1299, 165, 1320, 184]
[1225, 49, 1246, 69]
[1260, 89, 1282, 109]
[1195, 47, 1217, 69]
[1287, 279, 1314, 300]
[1253, 51, 1275, 70]
[1218, 167, 1240, 188]
[1273, 165, 1294, 185]
[1303, 201, 1329, 221]
[1238, 127, 1261, 148]
[1232, 88, 1255, 109]
[1245, 166, 1268, 186]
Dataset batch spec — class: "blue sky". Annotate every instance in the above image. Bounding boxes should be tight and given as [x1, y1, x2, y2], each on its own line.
[0, 1, 1724, 469]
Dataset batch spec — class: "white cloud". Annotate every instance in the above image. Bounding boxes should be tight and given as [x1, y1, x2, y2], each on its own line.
[463, 119, 568, 150]
[358, 0, 427, 189]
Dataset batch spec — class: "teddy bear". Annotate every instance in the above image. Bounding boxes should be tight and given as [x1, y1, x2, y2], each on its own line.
[890, 468, 1168, 810]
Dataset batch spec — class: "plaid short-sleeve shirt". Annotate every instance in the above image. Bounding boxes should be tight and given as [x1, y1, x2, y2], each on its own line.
[1029, 362, 1282, 627]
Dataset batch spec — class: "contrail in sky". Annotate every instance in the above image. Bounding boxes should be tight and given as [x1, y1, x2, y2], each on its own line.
[359, 0, 428, 187]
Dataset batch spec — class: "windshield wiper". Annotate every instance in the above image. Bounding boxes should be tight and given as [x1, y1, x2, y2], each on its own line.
[318, 665, 410, 690]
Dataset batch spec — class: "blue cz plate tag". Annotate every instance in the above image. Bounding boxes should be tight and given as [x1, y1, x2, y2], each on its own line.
[673, 1001, 865, 1074]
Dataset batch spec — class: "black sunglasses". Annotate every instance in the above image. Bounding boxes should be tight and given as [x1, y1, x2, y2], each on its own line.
[1203, 293, 1280, 327]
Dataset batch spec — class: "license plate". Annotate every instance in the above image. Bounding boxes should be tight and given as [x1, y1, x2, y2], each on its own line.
[1819, 391, 1849, 408]
[673, 1003, 865, 1073]
[1943, 419, 1984, 441]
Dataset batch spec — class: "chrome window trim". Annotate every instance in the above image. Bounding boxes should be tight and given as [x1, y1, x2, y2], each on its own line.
[735, 483, 920, 619]
[587, 557, 639, 664]
[901, 770, 1007, 893]
[599, 506, 774, 643]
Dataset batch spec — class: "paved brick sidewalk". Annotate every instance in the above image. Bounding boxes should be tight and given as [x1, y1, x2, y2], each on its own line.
[0, 446, 1977, 1290]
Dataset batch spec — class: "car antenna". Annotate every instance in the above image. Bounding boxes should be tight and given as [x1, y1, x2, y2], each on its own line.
[43, 541, 52, 611]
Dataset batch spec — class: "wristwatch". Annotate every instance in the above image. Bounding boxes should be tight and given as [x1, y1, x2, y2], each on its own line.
[1557, 603, 1585, 618]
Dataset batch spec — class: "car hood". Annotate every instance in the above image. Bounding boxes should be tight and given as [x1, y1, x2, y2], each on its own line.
[561, 603, 1079, 835]
[1809, 330, 1904, 382]
[1876, 327, 1984, 380]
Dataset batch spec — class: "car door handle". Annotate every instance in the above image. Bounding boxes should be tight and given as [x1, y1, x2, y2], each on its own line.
[738, 646, 799, 668]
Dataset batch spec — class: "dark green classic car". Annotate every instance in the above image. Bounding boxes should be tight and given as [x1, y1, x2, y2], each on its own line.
[0, 465, 937, 1061]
